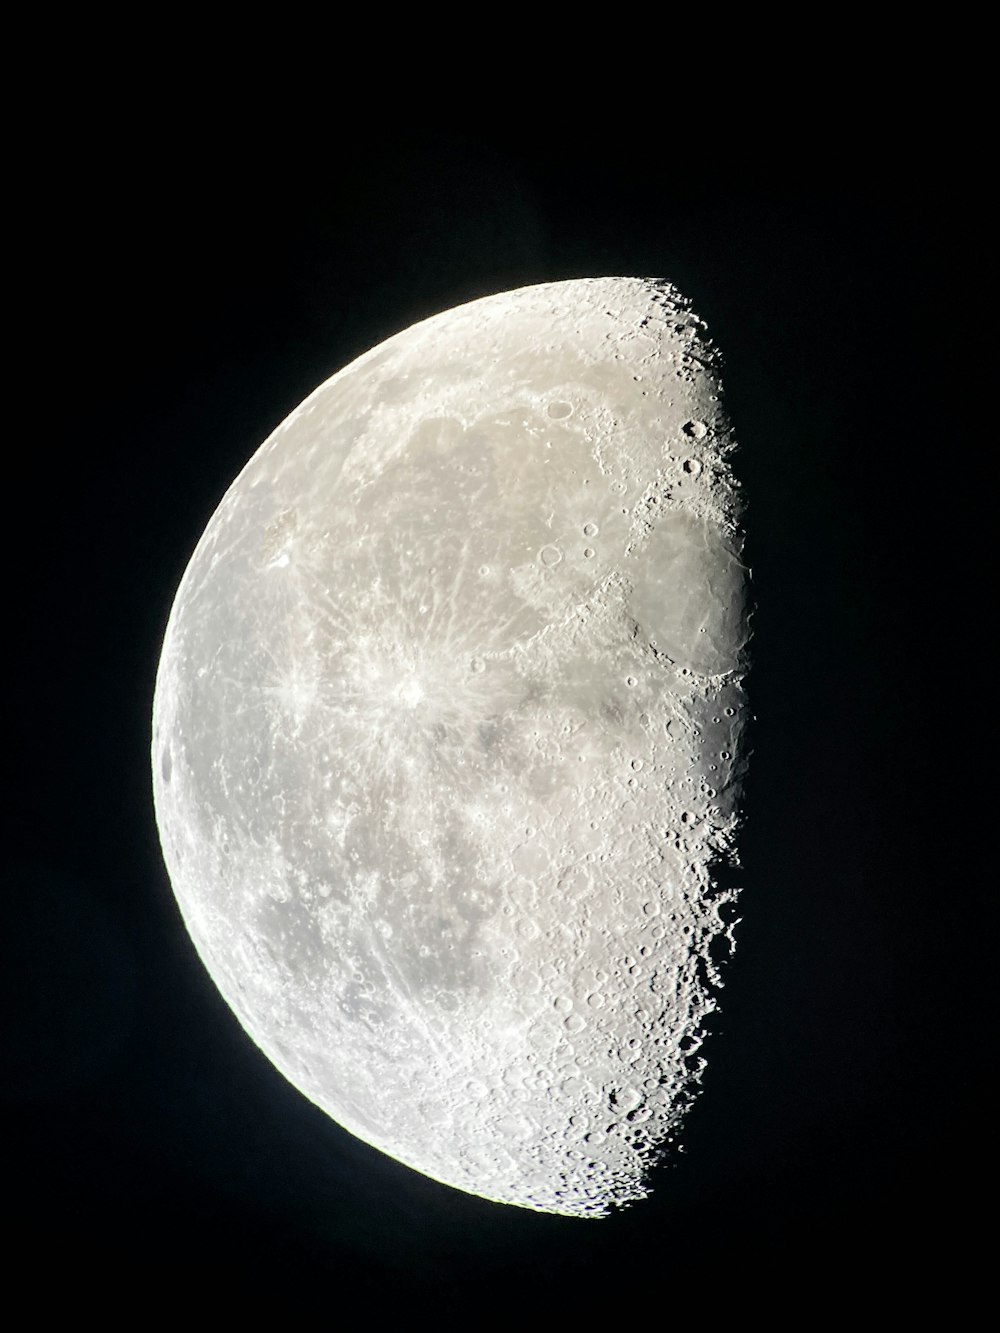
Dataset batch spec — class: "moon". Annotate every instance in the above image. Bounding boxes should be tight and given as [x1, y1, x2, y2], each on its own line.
[151, 277, 751, 1218]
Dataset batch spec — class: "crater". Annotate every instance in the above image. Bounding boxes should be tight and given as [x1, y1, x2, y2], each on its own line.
[628, 511, 748, 676]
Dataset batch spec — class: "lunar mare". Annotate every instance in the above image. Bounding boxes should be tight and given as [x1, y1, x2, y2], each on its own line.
[152, 277, 750, 1218]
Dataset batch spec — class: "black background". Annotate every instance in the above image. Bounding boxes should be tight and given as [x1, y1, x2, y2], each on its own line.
[8, 121, 985, 1311]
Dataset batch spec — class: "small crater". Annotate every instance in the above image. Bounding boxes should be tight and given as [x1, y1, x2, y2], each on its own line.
[583, 547, 595, 559]
[683, 420, 708, 439]
[683, 458, 703, 477]
[583, 522, 599, 537]
[160, 747, 172, 784]
[539, 545, 562, 568]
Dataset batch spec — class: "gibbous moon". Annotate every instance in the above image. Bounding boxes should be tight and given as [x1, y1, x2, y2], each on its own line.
[152, 277, 751, 1218]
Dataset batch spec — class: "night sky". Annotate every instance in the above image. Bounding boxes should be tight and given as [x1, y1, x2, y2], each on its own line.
[9, 122, 984, 1311]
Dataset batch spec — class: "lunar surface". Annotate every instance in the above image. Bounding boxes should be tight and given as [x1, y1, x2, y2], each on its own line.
[151, 277, 751, 1217]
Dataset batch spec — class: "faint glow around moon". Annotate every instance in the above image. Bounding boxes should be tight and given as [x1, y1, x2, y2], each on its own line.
[152, 277, 751, 1217]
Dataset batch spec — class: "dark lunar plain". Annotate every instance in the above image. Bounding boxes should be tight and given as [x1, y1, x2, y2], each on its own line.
[7, 114, 988, 1314]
